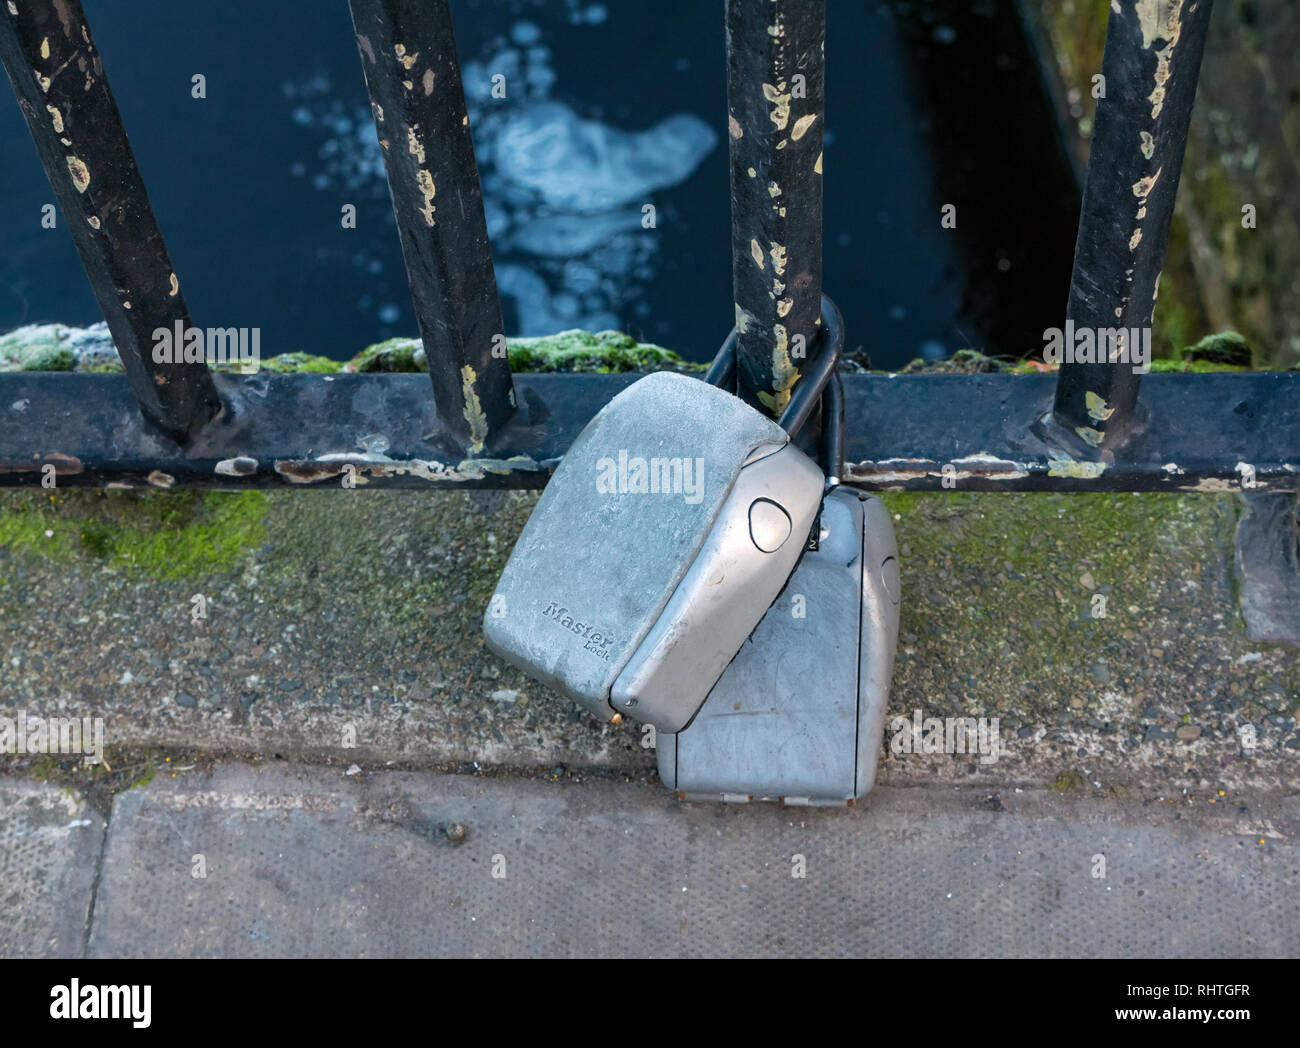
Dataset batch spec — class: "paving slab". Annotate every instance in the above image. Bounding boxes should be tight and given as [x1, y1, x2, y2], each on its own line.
[87, 762, 1300, 958]
[0, 777, 106, 958]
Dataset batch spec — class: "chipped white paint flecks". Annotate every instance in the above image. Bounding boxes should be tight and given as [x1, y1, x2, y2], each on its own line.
[761, 81, 791, 131]
[1136, 0, 1186, 118]
[406, 126, 425, 165]
[416, 169, 436, 226]
[1133, 166, 1163, 201]
[66, 155, 89, 192]
[215, 457, 258, 477]
[769, 242, 787, 277]
[1085, 391, 1116, 422]
[790, 113, 818, 141]
[460, 365, 489, 454]
[1178, 477, 1236, 492]
[1046, 453, 1107, 479]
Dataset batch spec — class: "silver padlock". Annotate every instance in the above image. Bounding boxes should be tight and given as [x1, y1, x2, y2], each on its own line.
[484, 299, 845, 733]
[656, 483, 901, 806]
[483, 374, 824, 732]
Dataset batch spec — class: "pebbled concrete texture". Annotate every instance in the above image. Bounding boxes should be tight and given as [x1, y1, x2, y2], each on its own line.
[0, 778, 106, 957]
[0, 487, 1295, 795]
[75, 762, 1300, 958]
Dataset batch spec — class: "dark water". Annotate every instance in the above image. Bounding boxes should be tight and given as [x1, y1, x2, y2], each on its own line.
[0, 0, 1079, 368]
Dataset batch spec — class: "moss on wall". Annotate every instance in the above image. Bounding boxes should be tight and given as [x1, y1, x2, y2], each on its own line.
[0, 489, 268, 584]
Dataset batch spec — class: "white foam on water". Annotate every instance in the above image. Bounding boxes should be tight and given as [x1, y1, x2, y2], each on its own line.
[283, 14, 717, 337]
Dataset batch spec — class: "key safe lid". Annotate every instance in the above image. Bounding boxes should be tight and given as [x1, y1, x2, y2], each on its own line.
[484, 371, 820, 722]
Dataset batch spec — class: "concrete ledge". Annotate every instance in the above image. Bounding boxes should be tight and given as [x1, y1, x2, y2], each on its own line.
[1, 488, 1296, 795]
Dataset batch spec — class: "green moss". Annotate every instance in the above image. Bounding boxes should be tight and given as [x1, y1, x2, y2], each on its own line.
[877, 491, 926, 516]
[348, 337, 423, 373]
[20, 343, 75, 371]
[508, 329, 697, 373]
[0, 324, 76, 371]
[900, 350, 1014, 374]
[29, 755, 60, 781]
[1149, 358, 1251, 373]
[262, 352, 343, 374]
[874, 490, 1237, 700]
[1180, 330, 1253, 367]
[1050, 769, 1085, 793]
[0, 490, 268, 580]
[128, 764, 156, 790]
[343, 329, 699, 374]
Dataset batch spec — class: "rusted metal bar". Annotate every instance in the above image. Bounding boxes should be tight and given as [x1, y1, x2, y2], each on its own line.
[1, 370, 1294, 492]
[0, 0, 220, 444]
[348, 0, 514, 455]
[725, 0, 825, 418]
[1051, 0, 1214, 450]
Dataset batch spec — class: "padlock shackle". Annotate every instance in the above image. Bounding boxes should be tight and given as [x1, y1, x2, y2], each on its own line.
[707, 292, 845, 483]
[821, 369, 844, 487]
[702, 328, 740, 391]
[706, 293, 844, 441]
[776, 293, 844, 441]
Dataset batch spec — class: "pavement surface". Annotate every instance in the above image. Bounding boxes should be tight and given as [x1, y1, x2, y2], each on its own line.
[3, 762, 1297, 958]
[0, 779, 105, 958]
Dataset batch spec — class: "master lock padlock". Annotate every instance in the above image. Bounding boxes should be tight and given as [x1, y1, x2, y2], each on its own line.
[483, 296, 845, 733]
[658, 372, 902, 806]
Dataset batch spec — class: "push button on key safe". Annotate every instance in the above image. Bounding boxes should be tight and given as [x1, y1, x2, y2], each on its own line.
[748, 498, 792, 553]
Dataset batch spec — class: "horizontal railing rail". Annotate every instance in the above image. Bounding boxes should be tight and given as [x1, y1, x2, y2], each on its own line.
[0, 369, 1293, 492]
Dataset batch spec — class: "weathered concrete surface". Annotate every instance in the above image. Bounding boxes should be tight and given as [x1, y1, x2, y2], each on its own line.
[0, 777, 106, 957]
[85, 762, 1300, 958]
[0, 488, 1296, 794]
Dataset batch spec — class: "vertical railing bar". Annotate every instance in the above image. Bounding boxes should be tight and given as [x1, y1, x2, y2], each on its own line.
[726, 0, 826, 418]
[1051, 0, 1214, 449]
[348, 0, 515, 456]
[0, 0, 220, 443]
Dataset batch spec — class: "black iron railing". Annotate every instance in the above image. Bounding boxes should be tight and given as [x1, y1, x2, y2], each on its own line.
[0, 0, 1295, 495]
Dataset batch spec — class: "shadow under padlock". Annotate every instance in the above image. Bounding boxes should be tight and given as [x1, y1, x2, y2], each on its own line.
[484, 295, 900, 802]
